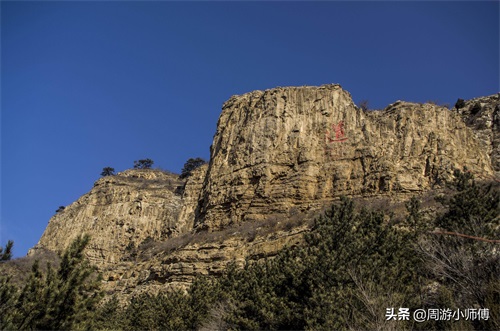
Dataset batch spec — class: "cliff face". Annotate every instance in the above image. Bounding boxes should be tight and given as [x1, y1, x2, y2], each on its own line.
[30, 84, 498, 295]
[453, 93, 500, 176]
[196, 84, 493, 231]
[30, 169, 185, 265]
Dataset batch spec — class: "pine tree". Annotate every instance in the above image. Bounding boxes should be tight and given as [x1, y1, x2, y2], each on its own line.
[437, 168, 499, 238]
[100, 167, 115, 177]
[180, 157, 207, 179]
[0, 240, 13, 261]
[420, 170, 500, 330]
[208, 197, 425, 330]
[133, 158, 154, 169]
[0, 276, 17, 329]
[7, 235, 102, 330]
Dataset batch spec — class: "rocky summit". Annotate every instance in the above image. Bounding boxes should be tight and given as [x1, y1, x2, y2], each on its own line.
[29, 84, 499, 297]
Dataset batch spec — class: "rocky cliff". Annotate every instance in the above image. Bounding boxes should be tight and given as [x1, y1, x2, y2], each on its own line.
[30, 169, 184, 265]
[196, 84, 493, 230]
[452, 93, 500, 176]
[30, 84, 498, 296]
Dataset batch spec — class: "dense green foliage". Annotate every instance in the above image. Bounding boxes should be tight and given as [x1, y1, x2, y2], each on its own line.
[206, 197, 425, 330]
[0, 235, 102, 330]
[180, 157, 207, 179]
[1, 171, 498, 330]
[89, 172, 498, 330]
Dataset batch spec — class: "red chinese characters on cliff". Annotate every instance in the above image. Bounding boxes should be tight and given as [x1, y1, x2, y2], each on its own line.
[326, 121, 348, 143]
[325, 121, 348, 157]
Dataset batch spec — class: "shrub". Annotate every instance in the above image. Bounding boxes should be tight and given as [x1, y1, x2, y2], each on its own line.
[419, 170, 500, 330]
[359, 100, 369, 111]
[454, 98, 466, 109]
[470, 102, 482, 115]
[202, 196, 426, 330]
[88, 178, 499, 330]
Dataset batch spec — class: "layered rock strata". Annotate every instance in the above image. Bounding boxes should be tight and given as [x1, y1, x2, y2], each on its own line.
[453, 93, 500, 176]
[196, 84, 494, 230]
[100, 224, 308, 297]
[30, 84, 498, 295]
[30, 169, 184, 265]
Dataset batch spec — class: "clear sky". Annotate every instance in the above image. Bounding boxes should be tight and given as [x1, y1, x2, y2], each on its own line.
[1, 1, 499, 258]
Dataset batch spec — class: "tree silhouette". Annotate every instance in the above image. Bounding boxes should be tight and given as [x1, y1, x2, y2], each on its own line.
[0, 241, 13, 261]
[134, 159, 154, 169]
[100, 167, 115, 177]
[180, 158, 207, 179]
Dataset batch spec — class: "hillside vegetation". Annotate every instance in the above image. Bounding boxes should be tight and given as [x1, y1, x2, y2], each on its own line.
[1, 170, 498, 330]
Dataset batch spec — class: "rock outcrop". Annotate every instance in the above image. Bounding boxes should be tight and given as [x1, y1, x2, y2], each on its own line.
[176, 164, 209, 234]
[30, 84, 499, 296]
[99, 224, 308, 296]
[453, 93, 500, 176]
[30, 169, 184, 265]
[196, 84, 494, 231]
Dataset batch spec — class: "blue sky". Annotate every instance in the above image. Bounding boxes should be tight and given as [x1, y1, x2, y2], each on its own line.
[1, 1, 499, 257]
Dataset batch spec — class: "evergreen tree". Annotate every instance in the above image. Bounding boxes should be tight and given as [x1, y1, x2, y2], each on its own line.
[0, 276, 17, 329]
[134, 158, 154, 169]
[420, 170, 500, 330]
[5, 235, 102, 330]
[454, 98, 466, 109]
[100, 167, 115, 177]
[208, 197, 425, 330]
[91, 295, 124, 330]
[87, 173, 499, 330]
[12, 260, 46, 329]
[180, 157, 207, 179]
[0, 240, 13, 261]
[436, 169, 499, 239]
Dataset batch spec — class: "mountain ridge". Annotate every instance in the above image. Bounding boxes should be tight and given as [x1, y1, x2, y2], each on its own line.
[28, 84, 499, 297]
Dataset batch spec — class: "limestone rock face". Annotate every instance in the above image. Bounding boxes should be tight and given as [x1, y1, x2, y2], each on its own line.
[100, 225, 307, 297]
[196, 84, 494, 231]
[29, 84, 499, 295]
[176, 164, 208, 233]
[453, 93, 500, 176]
[30, 169, 184, 265]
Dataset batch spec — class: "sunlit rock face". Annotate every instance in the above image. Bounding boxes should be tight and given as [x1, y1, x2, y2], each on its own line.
[30, 169, 185, 265]
[452, 93, 500, 177]
[196, 84, 494, 231]
[30, 84, 498, 295]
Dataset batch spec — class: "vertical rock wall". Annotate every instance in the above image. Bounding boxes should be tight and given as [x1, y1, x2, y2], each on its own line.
[197, 84, 494, 230]
[30, 84, 497, 277]
[453, 93, 500, 176]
